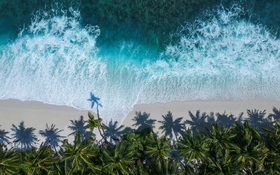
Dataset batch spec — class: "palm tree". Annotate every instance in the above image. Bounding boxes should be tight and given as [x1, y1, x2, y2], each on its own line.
[177, 129, 208, 172]
[263, 119, 280, 174]
[145, 133, 172, 174]
[101, 141, 135, 174]
[231, 121, 268, 173]
[21, 143, 58, 174]
[60, 132, 101, 174]
[39, 124, 64, 153]
[85, 112, 108, 145]
[0, 145, 20, 174]
[202, 121, 237, 159]
[158, 111, 185, 141]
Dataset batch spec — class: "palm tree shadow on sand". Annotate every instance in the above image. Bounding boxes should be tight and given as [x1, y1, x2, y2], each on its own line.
[246, 109, 273, 133]
[132, 111, 156, 132]
[103, 120, 125, 144]
[68, 116, 94, 140]
[0, 126, 10, 147]
[158, 111, 185, 141]
[11, 121, 37, 151]
[185, 110, 215, 136]
[39, 124, 65, 153]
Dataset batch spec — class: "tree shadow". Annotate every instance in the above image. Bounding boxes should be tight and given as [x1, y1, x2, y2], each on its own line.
[158, 111, 185, 141]
[88, 92, 102, 114]
[246, 109, 273, 133]
[0, 126, 10, 147]
[103, 120, 125, 144]
[268, 107, 280, 121]
[185, 110, 215, 136]
[68, 116, 94, 140]
[39, 124, 65, 153]
[216, 112, 243, 127]
[132, 111, 156, 132]
[11, 121, 37, 151]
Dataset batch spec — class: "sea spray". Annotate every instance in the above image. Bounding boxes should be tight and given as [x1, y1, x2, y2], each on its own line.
[1, 4, 280, 123]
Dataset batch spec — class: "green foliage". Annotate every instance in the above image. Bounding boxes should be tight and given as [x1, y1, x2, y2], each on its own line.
[0, 145, 20, 175]
[101, 141, 135, 174]
[20, 143, 58, 175]
[60, 132, 100, 174]
[2, 108, 280, 174]
[145, 132, 172, 173]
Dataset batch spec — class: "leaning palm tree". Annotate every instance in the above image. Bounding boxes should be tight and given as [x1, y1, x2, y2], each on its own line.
[101, 141, 135, 174]
[145, 133, 172, 173]
[21, 143, 58, 174]
[85, 112, 106, 144]
[60, 132, 101, 174]
[0, 145, 20, 174]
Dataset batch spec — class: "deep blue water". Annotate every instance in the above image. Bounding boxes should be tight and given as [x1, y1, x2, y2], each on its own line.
[1, 1, 280, 122]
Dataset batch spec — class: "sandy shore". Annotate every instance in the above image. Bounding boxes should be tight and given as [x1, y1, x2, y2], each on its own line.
[0, 99, 280, 147]
[124, 99, 280, 132]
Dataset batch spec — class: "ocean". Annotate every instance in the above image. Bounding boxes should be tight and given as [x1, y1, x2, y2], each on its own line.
[1, 0, 280, 122]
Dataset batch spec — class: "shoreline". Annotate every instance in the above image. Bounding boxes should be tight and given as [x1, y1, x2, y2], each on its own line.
[0, 99, 280, 146]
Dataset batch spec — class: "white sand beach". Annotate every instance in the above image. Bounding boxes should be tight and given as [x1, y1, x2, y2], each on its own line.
[0, 99, 280, 146]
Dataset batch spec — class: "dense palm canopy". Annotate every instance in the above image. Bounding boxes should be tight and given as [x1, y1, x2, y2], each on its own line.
[1, 108, 280, 174]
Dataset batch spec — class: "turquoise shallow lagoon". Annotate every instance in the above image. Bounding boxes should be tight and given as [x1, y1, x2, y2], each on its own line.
[1, 0, 280, 121]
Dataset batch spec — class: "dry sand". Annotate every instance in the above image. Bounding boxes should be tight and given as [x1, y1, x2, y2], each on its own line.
[0, 99, 280, 146]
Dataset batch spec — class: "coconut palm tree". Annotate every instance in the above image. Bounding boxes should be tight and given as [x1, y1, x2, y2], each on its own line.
[21, 143, 58, 174]
[231, 121, 268, 173]
[177, 129, 208, 172]
[101, 141, 135, 174]
[145, 133, 172, 174]
[263, 119, 280, 174]
[202, 121, 237, 159]
[60, 132, 101, 174]
[0, 145, 20, 174]
[85, 112, 108, 145]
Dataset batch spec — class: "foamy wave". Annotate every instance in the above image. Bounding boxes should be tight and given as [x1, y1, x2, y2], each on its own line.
[1, 4, 280, 123]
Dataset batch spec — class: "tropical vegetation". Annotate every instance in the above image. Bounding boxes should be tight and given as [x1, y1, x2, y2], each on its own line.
[1, 108, 280, 174]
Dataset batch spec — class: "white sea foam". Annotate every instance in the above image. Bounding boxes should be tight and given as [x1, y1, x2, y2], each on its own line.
[1, 5, 280, 122]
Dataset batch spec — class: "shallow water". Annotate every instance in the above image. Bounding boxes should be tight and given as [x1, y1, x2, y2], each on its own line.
[1, 1, 280, 122]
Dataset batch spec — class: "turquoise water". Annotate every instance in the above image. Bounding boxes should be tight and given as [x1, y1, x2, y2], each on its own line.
[1, 1, 280, 122]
